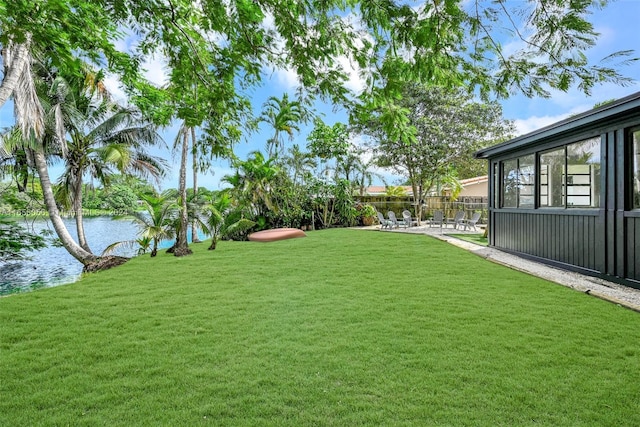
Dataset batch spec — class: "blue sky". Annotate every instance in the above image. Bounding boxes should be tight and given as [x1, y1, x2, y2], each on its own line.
[2, 0, 640, 191]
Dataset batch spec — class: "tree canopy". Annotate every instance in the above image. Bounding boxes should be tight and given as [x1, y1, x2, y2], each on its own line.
[356, 83, 514, 221]
[0, 219, 46, 262]
[2, 0, 635, 115]
[1, 0, 636, 261]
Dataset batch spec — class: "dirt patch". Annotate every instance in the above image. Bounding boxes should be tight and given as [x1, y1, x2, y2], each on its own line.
[83, 256, 130, 273]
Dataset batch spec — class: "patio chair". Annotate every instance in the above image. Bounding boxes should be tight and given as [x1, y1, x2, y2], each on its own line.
[376, 211, 392, 230]
[429, 210, 444, 228]
[462, 212, 482, 231]
[402, 210, 418, 227]
[446, 211, 466, 229]
[388, 211, 407, 228]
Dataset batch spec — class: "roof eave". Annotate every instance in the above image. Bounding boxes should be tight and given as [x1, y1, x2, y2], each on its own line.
[475, 91, 640, 159]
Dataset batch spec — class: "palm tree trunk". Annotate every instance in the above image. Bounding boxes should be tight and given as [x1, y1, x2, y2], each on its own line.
[174, 128, 192, 256]
[190, 127, 201, 243]
[73, 180, 92, 252]
[410, 182, 421, 226]
[33, 148, 97, 265]
[0, 37, 31, 109]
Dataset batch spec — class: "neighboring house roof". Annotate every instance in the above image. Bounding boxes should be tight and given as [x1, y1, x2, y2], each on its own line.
[458, 175, 488, 186]
[363, 176, 488, 196]
[364, 186, 413, 196]
[475, 90, 640, 159]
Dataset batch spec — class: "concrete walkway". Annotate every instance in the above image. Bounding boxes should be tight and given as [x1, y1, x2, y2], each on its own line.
[363, 224, 640, 312]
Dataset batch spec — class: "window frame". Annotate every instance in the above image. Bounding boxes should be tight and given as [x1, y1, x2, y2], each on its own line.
[630, 127, 640, 211]
[499, 154, 536, 209]
[538, 146, 567, 209]
[496, 136, 603, 211]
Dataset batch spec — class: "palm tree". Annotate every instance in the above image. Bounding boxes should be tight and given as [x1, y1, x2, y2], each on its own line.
[102, 191, 176, 257]
[55, 92, 166, 252]
[0, 128, 31, 193]
[172, 123, 195, 257]
[352, 154, 379, 197]
[283, 144, 317, 186]
[9, 45, 98, 265]
[190, 127, 202, 244]
[0, 34, 32, 109]
[222, 151, 281, 218]
[259, 93, 305, 157]
[203, 191, 231, 250]
[385, 185, 407, 197]
[131, 192, 176, 257]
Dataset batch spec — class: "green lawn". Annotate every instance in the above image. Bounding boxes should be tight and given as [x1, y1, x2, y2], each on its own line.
[2, 229, 639, 426]
[446, 233, 488, 246]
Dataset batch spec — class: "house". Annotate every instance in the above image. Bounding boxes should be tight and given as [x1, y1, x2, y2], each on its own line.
[363, 176, 488, 198]
[475, 91, 640, 288]
[442, 175, 488, 198]
[363, 186, 413, 197]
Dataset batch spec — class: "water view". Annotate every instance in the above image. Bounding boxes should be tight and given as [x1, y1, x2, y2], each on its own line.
[0, 216, 205, 295]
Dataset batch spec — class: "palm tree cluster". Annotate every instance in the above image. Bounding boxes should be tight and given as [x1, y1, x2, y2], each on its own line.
[0, 59, 381, 268]
[219, 105, 380, 232]
[0, 56, 166, 267]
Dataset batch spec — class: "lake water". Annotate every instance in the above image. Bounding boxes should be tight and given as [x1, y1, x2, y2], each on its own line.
[0, 217, 206, 295]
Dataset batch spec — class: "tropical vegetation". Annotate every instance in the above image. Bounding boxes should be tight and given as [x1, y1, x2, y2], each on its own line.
[0, 218, 46, 261]
[0, 0, 635, 266]
[355, 83, 514, 222]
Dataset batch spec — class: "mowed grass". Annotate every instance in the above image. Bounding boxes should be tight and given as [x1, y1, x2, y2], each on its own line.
[446, 233, 489, 246]
[1, 229, 639, 426]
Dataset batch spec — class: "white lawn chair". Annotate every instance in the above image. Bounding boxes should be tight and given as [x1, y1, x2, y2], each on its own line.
[376, 211, 392, 230]
[402, 210, 418, 227]
[388, 211, 407, 228]
[429, 210, 444, 228]
[446, 211, 465, 229]
[462, 212, 482, 231]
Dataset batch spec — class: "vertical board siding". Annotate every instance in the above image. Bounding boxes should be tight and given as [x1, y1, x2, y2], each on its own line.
[627, 217, 640, 281]
[493, 212, 598, 271]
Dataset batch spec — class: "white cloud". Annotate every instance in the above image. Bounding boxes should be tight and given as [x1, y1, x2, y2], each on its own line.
[272, 66, 299, 91]
[511, 101, 595, 136]
[336, 56, 366, 94]
[101, 54, 168, 105]
[593, 24, 616, 46]
[509, 80, 640, 136]
[103, 74, 128, 104]
[197, 165, 234, 190]
[141, 55, 169, 87]
[513, 114, 571, 136]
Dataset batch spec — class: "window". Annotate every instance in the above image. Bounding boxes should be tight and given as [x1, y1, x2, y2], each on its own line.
[493, 162, 499, 208]
[566, 137, 600, 207]
[633, 130, 640, 209]
[501, 155, 535, 208]
[539, 148, 565, 207]
[539, 137, 601, 208]
[501, 159, 518, 208]
[518, 155, 535, 207]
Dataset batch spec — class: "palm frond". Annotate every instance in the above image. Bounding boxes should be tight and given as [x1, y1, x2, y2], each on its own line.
[101, 239, 137, 256]
[223, 218, 256, 240]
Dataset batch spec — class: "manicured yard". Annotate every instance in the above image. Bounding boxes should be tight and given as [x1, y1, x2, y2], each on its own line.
[1, 229, 639, 425]
[447, 233, 488, 246]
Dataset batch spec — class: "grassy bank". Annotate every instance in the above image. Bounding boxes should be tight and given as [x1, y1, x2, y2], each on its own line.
[1, 229, 639, 425]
